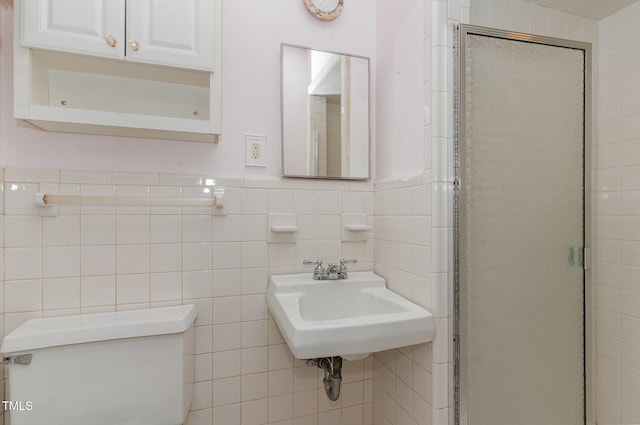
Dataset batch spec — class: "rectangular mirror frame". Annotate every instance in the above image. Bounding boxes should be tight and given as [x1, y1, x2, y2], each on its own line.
[280, 43, 371, 180]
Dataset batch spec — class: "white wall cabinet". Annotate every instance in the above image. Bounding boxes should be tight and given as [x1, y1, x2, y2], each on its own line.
[21, 0, 126, 61]
[15, 0, 221, 142]
[126, 0, 214, 71]
[21, 0, 214, 72]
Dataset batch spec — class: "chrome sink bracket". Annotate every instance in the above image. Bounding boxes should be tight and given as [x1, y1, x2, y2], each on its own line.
[305, 356, 343, 401]
[1, 354, 32, 365]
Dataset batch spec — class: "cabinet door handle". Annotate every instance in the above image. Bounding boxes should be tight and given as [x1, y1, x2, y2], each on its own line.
[128, 39, 140, 52]
[105, 35, 117, 48]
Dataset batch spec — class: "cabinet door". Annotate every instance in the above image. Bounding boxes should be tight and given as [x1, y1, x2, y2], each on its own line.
[126, 0, 214, 71]
[21, 0, 125, 59]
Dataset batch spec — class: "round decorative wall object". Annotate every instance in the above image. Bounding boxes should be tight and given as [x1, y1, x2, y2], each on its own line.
[303, 0, 344, 22]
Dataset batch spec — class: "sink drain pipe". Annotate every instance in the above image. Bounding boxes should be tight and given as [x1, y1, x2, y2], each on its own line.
[305, 356, 343, 401]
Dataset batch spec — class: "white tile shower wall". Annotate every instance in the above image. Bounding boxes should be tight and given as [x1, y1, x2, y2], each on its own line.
[2, 167, 375, 425]
[596, 3, 640, 424]
[471, 0, 599, 40]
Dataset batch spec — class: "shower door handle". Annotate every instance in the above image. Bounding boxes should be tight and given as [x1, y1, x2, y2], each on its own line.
[568, 247, 584, 268]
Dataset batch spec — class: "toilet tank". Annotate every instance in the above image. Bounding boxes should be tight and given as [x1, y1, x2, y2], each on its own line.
[1, 305, 197, 425]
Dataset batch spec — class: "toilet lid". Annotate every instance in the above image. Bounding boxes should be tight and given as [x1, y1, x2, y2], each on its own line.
[1, 304, 197, 353]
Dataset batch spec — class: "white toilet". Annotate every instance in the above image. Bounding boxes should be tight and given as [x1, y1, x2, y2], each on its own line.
[0, 304, 197, 425]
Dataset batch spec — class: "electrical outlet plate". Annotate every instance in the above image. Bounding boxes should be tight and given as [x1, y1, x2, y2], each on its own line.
[246, 134, 266, 167]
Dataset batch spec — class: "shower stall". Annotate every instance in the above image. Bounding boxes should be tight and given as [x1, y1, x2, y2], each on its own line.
[454, 25, 592, 424]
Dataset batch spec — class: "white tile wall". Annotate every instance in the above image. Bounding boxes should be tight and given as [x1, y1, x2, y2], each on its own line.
[471, 0, 599, 40]
[372, 171, 437, 425]
[1, 168, 375, 425]
[597, 3, 640, 424]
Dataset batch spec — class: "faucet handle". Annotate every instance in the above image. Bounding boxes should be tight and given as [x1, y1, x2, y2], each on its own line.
[303, 259, 325, 280]
[339, 258, 357, 267]
[335, 259, 357, 279]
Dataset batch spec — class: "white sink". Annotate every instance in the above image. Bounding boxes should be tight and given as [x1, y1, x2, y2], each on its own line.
[266, 271, 435, 359]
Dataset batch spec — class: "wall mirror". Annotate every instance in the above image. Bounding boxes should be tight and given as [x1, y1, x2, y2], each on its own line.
[281, 44, 370, 180]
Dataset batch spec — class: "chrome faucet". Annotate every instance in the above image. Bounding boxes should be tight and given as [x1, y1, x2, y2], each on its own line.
[303, 259, 357, 280]
[302, 259, 325, 280]
[325, 263, 339, 280]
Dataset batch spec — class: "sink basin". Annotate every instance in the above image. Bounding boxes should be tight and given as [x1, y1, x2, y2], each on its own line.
[266, 271, 435, 359]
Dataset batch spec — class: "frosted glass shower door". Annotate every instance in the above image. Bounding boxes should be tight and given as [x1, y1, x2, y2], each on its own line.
[456, 26, 590, 425]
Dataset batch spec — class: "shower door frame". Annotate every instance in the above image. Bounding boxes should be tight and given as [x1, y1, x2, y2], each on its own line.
[453, 24, 593, 425]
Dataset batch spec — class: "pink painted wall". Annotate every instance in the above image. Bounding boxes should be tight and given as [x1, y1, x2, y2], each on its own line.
[375, 0, 425, 180]
[0, 0, 376, 178]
